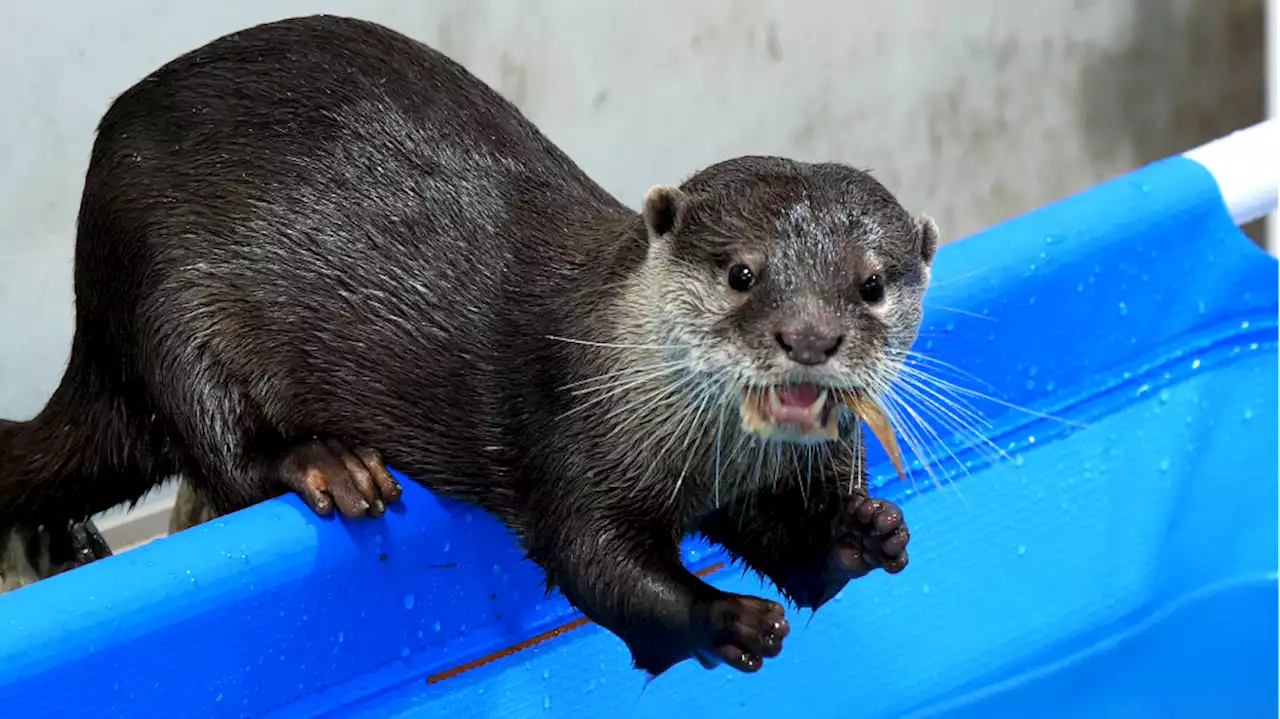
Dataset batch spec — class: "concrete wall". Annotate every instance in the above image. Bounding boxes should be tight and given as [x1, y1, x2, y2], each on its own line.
[0, 0, 1265, 463]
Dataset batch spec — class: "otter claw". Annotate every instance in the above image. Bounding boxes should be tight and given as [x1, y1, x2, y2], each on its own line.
[279, 439, 402, 518]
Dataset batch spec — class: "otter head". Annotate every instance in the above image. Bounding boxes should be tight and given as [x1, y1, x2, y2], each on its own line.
[640, 156, 938, 445]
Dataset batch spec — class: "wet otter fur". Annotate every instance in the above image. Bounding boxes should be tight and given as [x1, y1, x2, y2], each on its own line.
[0, 15, 937, 675]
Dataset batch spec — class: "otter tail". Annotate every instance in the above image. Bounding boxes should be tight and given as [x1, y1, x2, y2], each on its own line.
[0, 353, 169, 532]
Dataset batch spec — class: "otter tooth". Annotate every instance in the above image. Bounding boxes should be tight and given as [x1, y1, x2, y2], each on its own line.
[767, 386, 782, 415]
[808, 389, 829, 417]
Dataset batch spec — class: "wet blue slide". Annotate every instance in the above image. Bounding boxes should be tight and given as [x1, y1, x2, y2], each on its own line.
[0, 124, 1276, 718]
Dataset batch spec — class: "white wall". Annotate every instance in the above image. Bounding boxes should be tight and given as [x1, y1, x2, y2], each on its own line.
[0, 0, 1264, 440]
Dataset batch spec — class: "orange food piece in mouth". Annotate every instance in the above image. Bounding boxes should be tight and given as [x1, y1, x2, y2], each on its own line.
[841, 393, 907, 482]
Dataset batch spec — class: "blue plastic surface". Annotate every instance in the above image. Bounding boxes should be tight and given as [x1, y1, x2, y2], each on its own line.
[0, 154, 1276, 719]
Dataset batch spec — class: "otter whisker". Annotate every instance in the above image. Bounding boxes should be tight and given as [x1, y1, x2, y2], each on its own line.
[801, 446, 812, 507]
[897, 364, 1087, 428]
[544, 335, 689, 351]
[892, 372, 1011, 468]
[895, 350, 999, 393]
[560, 361, 690, 391]
[568, 366, 690, 399]
[878, 379, 964, 504]
[923, 304, 996, 321]
[646, 379, 721, 480]
[877, 393, 940, 494]
[844, 424, 863, 495]
[557, 369, 694, 421]
[670, 390, 718, 506]
[921, 263, 994, 289]
[713, 400, 725, 508]
[750, 437, 767, 495]
[882, 387, 969, 506]
[601, 379, 698, 445]
[893, 368, 995, 437]
[890, 358, 988, 414]
[866, 378, 941, 495]
[817, 442, 828, 498]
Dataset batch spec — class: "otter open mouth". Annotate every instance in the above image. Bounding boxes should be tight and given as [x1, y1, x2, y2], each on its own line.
[739, 383, 841, 441]
[739, 384, 908, 481]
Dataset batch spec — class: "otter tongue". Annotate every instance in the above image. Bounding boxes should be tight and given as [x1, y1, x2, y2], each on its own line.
[768, 383, 824, 430]
[775, 383, 820, 407]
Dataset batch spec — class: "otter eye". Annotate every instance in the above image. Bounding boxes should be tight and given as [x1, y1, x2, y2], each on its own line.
[727, 263, 755, 292]
[860, 274, 885, 304]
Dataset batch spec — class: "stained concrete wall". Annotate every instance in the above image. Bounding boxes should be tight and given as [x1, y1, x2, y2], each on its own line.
[0, 0, 1265, 425]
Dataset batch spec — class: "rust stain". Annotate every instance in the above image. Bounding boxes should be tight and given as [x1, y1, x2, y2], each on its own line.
[424, 561, 727, 684]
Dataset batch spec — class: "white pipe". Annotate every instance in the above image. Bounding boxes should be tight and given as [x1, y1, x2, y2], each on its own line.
[1182, 120, 1279, 236]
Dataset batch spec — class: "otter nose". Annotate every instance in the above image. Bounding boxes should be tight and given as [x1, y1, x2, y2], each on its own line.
[775, 329, 843, 366]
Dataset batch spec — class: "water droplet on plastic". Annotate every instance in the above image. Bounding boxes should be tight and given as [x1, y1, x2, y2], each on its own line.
[1158, 388, 1171, 403]
[417, 629, 424, 638]
[1191, 359, 1201, 370]
[1117, 301, 1128, 316]
[922, 583, 931, 594]
[443, 541, 451, 553]
[1024, 379, 1035, 390]
[1243, 408, 1254, 420]
[944, 319, 956, 331]
[400, 647, 410, 658]
[337, 631, 344, 643]
[1016, 544, 1027, 556]
[1196, 301, 1206, 315]
[403, 594, 415, 610]
[1240, 320, 1250, 329]
[1013, 454, 1025, 467]
[215, 693, 223, 702]
[1027, 435, 1037, 444]
[1045, 380, 1056, 391]
[1076, 283, 1084, 292]
[1158, 458, 1170, 472]
[543, 669, 551, 680]
[543, 695, 551, 710]
[433, 621, 442, 632]
[1249, 342, 1259, 351]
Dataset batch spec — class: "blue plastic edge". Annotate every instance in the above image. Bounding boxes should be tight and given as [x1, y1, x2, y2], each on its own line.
[0, 152, 1275, 718]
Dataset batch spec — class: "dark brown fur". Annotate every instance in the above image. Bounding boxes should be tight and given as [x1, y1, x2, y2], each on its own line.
[0, 15, 935, 675]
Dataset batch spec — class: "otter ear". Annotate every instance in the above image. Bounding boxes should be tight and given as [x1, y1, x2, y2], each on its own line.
[642, 184, 689, 239]
[915, 214, 939, 265]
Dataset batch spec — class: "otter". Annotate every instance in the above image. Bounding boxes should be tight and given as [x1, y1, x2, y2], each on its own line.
[0, 15, 936, 676]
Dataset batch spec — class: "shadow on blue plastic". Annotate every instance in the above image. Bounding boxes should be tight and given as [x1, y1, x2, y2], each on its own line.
[0, 154, 1276, 718]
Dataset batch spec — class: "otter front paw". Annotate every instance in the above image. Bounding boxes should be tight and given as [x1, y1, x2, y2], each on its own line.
[832, 495, 910, 577]
[278, 438, 403, 518]
[628, 594, 791, 677]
